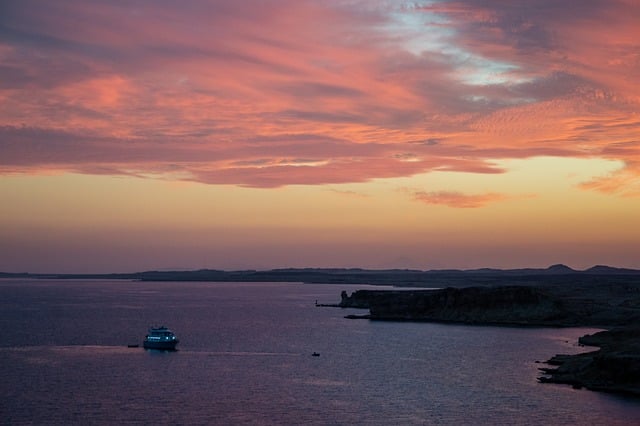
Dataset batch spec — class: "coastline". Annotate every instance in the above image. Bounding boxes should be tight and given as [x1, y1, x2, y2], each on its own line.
[334, 283, 640, 398]
[538, 327, 640, 397]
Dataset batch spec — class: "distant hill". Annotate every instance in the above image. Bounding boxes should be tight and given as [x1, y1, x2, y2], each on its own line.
[544, 264, 577, 274]
[585, 265, 640, 275]
[2, 264, 639, 287]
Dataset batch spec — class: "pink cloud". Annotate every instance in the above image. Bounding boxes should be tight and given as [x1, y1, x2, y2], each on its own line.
[0, 0, 638, 191]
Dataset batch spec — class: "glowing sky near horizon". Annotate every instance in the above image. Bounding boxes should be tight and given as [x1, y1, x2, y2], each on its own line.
[1, 0, 639, 273]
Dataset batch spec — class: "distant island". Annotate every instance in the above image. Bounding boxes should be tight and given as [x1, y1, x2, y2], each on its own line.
[3, 264, 640, 397]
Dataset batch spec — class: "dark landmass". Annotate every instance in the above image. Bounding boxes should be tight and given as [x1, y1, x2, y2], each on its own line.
[538, 327, 640, 396]
[337, 281, 640, 397]
[337, 283, 640, 326]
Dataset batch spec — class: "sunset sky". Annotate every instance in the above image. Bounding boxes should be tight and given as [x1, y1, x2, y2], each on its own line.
[1, 0, 639, 273]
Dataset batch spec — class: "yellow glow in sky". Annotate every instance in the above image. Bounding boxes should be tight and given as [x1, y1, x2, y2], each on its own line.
[1, 156, 638, 272]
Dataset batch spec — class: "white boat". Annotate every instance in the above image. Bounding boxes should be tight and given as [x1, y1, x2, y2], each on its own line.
[143, 326, 179, 350]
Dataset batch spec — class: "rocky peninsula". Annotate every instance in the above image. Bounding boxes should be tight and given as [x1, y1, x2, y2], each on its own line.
[337, 279, 640, 397]
[538, 327, 640, 396]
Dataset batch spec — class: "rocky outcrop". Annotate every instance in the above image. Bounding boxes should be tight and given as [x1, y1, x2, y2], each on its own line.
[339, 290, 376, 309]
[368, 286, 570, 325]
[539, 327, 640, 396]
[339, 283, 640, 326]
[341, 286, 582, 325]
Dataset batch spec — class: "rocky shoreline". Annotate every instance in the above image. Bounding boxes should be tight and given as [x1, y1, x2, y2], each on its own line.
[538, 327, 640, 396]
[335, 283, 640, 397]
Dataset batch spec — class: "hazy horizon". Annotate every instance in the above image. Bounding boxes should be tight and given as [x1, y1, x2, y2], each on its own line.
[1, 1, 639, 273]
[2, 262, 636, 276]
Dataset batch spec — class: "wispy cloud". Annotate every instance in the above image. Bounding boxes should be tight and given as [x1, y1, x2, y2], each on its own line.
[0, 0, 638, 190]
[414, 190, 509, 208]
[579, 162, 640, 197]
[327, 188, 369, 198]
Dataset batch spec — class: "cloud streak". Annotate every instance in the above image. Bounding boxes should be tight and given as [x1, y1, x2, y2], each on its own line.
[414, 190, 509, 208]
[0, 0, 638, 193]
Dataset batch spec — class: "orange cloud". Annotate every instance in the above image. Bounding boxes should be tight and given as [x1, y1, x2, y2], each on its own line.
[414, 190, 509, 208]
[579, 161, 640, 197]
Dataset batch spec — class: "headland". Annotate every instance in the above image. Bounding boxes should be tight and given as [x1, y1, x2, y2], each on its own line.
[335, 274, 640, 397]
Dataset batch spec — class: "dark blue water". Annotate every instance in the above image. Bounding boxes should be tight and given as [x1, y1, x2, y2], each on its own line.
[1, 279, 639, 425]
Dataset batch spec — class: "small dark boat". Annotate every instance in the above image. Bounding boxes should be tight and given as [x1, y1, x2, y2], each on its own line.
[143, 326, 179, 350]
[312, 352, 320, 357]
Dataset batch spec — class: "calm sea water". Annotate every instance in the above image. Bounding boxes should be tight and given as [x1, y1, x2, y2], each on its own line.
[1, 279, 639, 425]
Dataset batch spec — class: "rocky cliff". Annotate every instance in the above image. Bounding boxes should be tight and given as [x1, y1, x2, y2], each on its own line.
[539, 327, 640, 396]
[339, 285, 640, 326]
